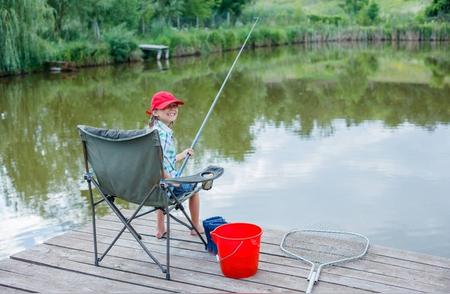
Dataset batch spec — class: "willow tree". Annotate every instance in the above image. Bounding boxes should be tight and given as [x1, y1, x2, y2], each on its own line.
[0, 0, 53, 74]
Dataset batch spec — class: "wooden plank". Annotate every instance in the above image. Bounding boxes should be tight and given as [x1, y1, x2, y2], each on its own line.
[71, 225, 445, 293]
[4, 207, 444, 294]
[52, 228, 423, 293]
[95, 215, 450, 278]
[0, 258, 165, 293]
[44, 234, 303, 293]
[84, 217, 450, 292]
[108, 211, 450, 273]
[8, 245, 235, 293]
[261, 228, 450, 269]
[11, 243, 293, 293]
[370, 245, 450, 269]
[45, 233, 378, 293]
[260, 229, 450, 280]
[114, 210, 450, 269]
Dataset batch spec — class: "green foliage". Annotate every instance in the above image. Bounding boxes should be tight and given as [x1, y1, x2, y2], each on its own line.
[75, 0, 115, 39]
[217, 0, 253, 17]
[367, 2, 380, 22]
[138, 0, 154, 34]
[106, 0, 140, 30]
[307, 14, 344, 25]
[357, 1, 380, 25]
[1, 0, 450, 75]
[104, 25, 139, 63]
[54, 41, 111, 65]
[46, 0, 73, 38]
[340, 0, 369, 16]
[425, 0, 450, 19]
[242, 0, 305, 26]
[152, 0, 184, 25]
[183, 0, 215, 25]
[208, 31, 225, 49]
[222, 30, 238, 49]
[0, 0, 53, 73]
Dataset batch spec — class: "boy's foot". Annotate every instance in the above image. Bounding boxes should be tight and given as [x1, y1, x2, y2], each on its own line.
[156, 230, 167, 239]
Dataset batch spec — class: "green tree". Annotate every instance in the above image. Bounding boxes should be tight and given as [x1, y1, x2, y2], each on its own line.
[138, 0, 154, 33]
[183, 0, 215, 27]
[366, 1, 379, 23]
[340, 0, 369, 17]
[425, 0, 450, 19]
[215, 0, 252, 24]
[0, 0, 53, 73]
[75, 0, 114, 40]
[105, 0, 140, 30]
[152, 0, 184, 27]
[357, 1, 379, 25]
[47, 0, 72, 38]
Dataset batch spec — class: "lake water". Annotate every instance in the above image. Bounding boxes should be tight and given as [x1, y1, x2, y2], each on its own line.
[1, 42, 449, 260]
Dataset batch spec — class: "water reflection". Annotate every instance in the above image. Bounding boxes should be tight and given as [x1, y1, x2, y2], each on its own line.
[1, 42, 450, 259]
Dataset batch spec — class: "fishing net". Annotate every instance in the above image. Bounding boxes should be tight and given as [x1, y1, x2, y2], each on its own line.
[280, 229, 369, 293]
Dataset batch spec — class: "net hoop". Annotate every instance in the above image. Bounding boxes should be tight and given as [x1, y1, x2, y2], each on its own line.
[280, 229, 370, 269]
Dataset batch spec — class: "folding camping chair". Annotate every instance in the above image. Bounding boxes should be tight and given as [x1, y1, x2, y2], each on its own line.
[77, 125, 223, 279]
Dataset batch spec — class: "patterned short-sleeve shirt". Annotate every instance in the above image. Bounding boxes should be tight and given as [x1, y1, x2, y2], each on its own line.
[152, 120, 177, 177]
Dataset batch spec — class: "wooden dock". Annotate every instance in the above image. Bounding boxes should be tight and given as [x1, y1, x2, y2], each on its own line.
[139, 44, 169, 60]
[1, 210, 450, 293]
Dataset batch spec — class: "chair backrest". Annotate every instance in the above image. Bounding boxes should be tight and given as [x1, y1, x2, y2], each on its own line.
[78, 125, 166, 207]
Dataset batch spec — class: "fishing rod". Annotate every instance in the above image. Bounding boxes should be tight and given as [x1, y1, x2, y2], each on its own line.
[177, 17, 259, 177]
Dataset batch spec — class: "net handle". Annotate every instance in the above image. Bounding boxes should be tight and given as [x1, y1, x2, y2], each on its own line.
[306, 269, 316, 294]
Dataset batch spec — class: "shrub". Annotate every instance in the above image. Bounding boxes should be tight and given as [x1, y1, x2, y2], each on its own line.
[208, 30, 225, 50]
[222, 30, 237, 49]
[53, 41, 112, 66]
[103, 25, 138, 63]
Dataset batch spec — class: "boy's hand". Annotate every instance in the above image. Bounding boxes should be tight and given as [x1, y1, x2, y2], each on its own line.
[183, 148, 194, 158]
[177, 148, 194, 161]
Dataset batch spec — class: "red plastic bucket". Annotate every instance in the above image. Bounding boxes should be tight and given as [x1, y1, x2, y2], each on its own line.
[211, 223, 263, 279]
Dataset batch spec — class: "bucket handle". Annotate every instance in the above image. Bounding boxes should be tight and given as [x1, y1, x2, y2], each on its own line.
[216, 241, 243, 263]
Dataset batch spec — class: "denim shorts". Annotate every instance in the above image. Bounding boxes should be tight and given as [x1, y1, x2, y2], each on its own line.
[171, 183, 195, 198]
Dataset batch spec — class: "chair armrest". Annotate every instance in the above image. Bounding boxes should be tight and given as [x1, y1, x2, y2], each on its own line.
[163, 165, 224, 184]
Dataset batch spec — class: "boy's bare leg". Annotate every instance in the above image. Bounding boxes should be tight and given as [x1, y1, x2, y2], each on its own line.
[189, 192, 203, 235]
[156, 209, 166, 239]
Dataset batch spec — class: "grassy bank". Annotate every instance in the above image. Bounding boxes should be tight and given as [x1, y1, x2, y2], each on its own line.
[1, 0, 449, 76]
[160, 23, 450, 58]
[1, 22, 449, 78]
[50, 22, 450, 67]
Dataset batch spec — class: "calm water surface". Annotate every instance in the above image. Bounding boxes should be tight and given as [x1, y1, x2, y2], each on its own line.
[1, 43, 450, 259]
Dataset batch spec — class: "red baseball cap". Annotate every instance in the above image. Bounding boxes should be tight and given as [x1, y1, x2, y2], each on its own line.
[145, 91, 184, 116]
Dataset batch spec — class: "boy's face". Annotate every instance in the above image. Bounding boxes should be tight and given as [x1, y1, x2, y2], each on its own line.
[154, 103, 179, 125]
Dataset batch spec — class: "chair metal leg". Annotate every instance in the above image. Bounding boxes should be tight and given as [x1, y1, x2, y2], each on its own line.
[165, 197, 171, 280]
[169, 195, 207, 249]
[87, 179, 99, 266]
[89, 180, 167, 274]
[97, 224, 127, 263]
[177, 205, 207, 248]
[104, 196, 166, 272]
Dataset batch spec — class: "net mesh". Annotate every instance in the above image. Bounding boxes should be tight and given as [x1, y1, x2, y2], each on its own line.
[282, 230, 369, 266]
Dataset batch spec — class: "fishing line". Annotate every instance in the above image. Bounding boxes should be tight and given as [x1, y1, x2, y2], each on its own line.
[177, 17, 260, 177]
